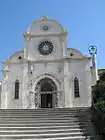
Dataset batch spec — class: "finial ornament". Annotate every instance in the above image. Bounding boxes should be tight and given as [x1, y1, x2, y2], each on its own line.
[42, 16, 49, 20]
[88, 45, 97, 55]
[1, 69, 9, 78]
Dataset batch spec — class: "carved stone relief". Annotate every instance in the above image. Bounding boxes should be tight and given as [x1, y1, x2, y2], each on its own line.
[27, 73, 61, 109]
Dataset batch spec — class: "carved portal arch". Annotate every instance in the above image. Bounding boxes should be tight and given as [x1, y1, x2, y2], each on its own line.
[34, 74, 60, 109]
[34, 73, 61, 90]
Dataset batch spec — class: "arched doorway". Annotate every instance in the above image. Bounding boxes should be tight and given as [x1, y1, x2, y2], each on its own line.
[35, 78, 57, 108]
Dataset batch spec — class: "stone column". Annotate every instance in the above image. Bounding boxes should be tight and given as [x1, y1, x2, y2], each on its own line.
[34, 92, 38, 109]
[29, 91, 35, 109]
[64, 61, 72, 108]
[38, 93, 41, 108]
[34, 92, 41, 109]
[55, 92, 59, 108]
[62, 36, 68, 57]
[57, 91, 62, 108]
[62, 35, 72, 108]
[34, 83, 41, 109]
[22, 63, 29, 109]
[1, 69, 9, 109]
[1, 83, 8, 109]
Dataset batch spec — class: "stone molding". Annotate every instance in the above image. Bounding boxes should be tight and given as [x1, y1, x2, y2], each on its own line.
[3, 56, 91, 65]
[23, 32, 67, 38]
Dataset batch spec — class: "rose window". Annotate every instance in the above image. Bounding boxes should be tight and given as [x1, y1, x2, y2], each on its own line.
[38, 41, 54, 56]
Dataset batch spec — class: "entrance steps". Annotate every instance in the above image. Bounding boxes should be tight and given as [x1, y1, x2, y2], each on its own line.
[0, 108, 95, 139]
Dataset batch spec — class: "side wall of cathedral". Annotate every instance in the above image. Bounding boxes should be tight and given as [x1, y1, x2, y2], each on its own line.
[69, 60, 92, 107]
[1, 63, 23, 109]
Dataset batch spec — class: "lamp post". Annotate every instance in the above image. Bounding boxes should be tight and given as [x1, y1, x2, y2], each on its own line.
[88, 45, 98, 84]
[88, 45, 97, 55]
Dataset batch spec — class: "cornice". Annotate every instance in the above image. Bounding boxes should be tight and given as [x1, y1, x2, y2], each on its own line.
[23, 32, 67, 38]
[2, 60, 24, 65]
[2, 57, 91, 65]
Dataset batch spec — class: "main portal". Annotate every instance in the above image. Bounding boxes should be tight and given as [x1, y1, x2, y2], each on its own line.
[41, 94, 52, 108]
[35, 78, 57, 108]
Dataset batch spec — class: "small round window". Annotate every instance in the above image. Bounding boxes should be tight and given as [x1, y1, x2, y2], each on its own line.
[43, 25, 49, 31]
[38, 41, 54, 56]
[18, 56, 22, 60]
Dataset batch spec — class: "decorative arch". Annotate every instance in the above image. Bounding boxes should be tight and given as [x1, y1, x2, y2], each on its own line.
[9, 50, 24, 60]
[36, 78, 57, 92]
[34, 73, 61, 91]
[27, 16, 64, 33]
[70, 48, 84, 57]
[34, 73, 60, 109]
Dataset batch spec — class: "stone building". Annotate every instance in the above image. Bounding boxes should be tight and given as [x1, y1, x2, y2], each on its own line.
[1, 16, 98, 109]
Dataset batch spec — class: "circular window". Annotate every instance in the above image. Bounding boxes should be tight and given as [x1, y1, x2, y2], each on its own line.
[18, 56, 22, 59]
[38, 41, 54, 56]
[43, 25, 49, 31]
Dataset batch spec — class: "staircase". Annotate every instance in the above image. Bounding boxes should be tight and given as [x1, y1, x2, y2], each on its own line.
[0, 108, 95, 140]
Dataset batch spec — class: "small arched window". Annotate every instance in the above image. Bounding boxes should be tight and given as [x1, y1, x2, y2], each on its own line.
[15, 79, 19, 99]
[74, 77, 80, 98]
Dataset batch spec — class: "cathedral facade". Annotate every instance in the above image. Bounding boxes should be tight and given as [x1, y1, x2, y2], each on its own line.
[1, 16, 98, 109]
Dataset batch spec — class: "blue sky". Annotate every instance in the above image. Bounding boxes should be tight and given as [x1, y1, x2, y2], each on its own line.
[0, 0, 105, 79]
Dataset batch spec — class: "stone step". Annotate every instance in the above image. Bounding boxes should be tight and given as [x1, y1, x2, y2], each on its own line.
[0, 119, 90, 123]
[0, 124, 82, 129]
[0, 120, 84, 124]
[0, 115, 82, 119]
[0, 113, 88, 116]
[22, 136, 86, 140]
[0, 125, 82, 130]
[0, 107, 89, 111]
[0, 113, 90, 116]
[0, 109, 86, 111]
[0, 129, 85, 134]
[0, 113, 86, 116]
[0, 117, 82, 121]
[0, 112, 88, 115]
[0, 114, 89, 119]
[0, 132, 85, 138]
[0, 124, 89, 131]
[0, 111, 88, 115]
[0, 134, 86, 140]
[0, 121, 88, 126]
[0, 114, 86, 119]
[0, 119, 78, 122]
[0, 108, 94, 139]
[0, 109, 88, 114]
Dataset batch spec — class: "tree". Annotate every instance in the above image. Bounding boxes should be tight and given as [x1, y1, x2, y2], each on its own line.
[92, 72, 105, 139]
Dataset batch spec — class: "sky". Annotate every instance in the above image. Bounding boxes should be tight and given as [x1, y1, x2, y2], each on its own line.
[0, 0, 105, 79]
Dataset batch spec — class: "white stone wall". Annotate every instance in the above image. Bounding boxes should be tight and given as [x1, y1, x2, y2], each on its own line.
[27, 58, 92, 108]
[28, 19, 63, 34]
[1, 64, 23, 109]
[1, 58, 92, 109]
[69, 60, 92, 107]
[24, 36, 64, 61]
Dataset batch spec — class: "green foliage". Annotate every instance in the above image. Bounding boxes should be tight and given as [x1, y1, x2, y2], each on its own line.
[92, 72, 105, 139]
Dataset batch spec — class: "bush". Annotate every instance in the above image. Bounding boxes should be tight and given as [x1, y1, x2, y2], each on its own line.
[92, 72, 105, 139]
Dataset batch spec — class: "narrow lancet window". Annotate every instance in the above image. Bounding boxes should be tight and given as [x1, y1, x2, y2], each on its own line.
[74, 77, 80, 98]
[15, 79, 19, 99]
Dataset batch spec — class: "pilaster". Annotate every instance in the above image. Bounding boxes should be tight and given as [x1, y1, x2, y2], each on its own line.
[64, 60, 72, 107]
[22, 63, 29, 108]
[1, 68, 9, 109]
